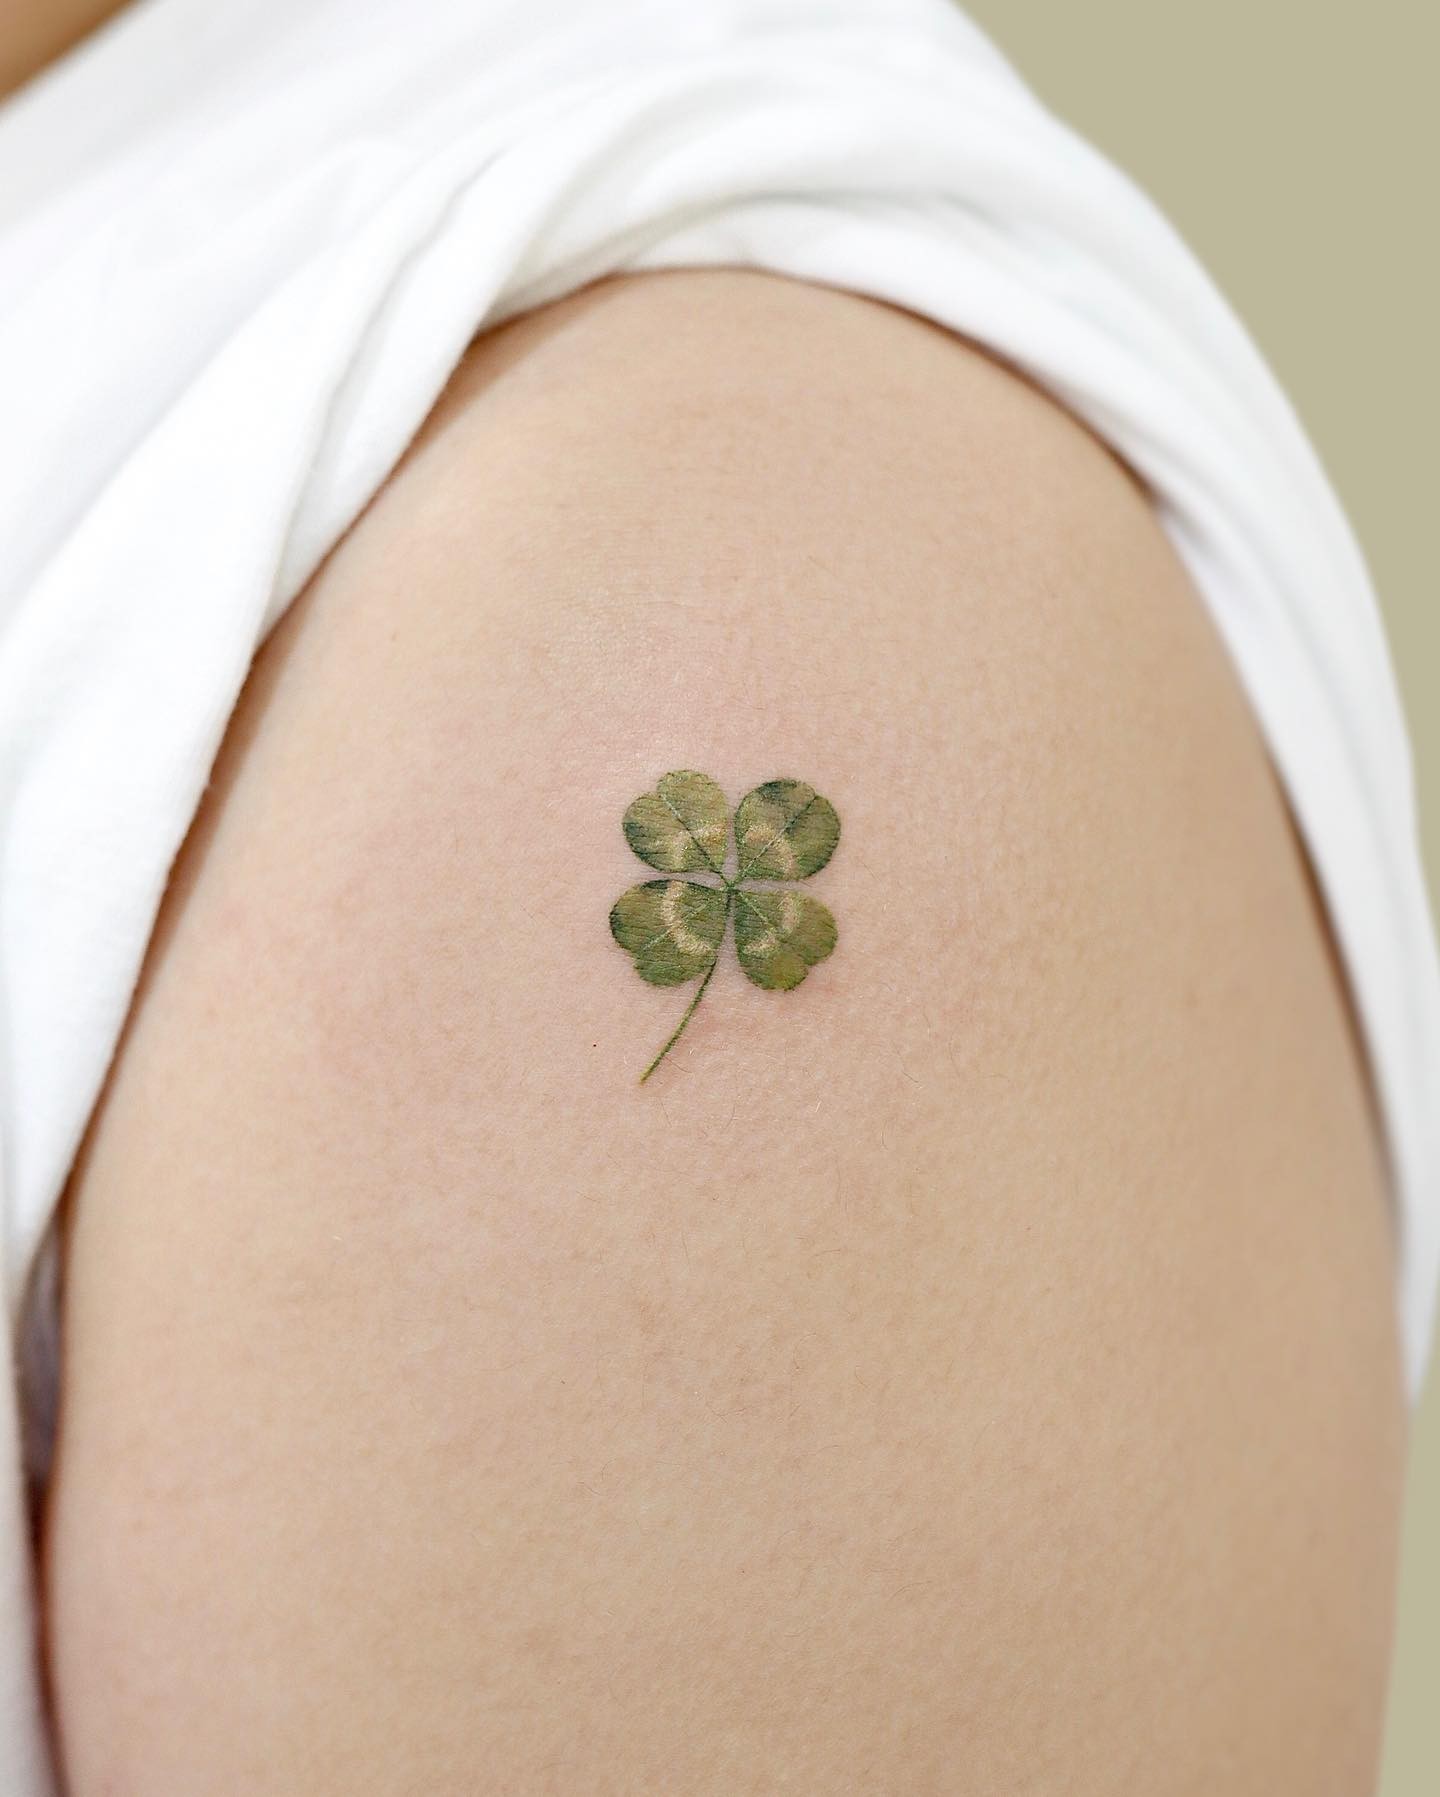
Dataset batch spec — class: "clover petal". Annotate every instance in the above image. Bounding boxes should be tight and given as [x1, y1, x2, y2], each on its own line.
[734, 780, 840, 881]
[622, 770, 730, 873]
[612, 771, 841, 1078]
[733, 889, 837, 990]
[610, 880, 728, 986]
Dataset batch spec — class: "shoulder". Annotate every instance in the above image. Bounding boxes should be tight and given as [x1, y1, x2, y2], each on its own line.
[48, 269, 1404, 1792]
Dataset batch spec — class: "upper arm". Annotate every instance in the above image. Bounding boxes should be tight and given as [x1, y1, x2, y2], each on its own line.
[45, 271, 1405, 1795]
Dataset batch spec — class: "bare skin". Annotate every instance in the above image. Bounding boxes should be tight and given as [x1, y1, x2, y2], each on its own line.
[44, 271, 1405, 1793]
[0, 0, 131, 101]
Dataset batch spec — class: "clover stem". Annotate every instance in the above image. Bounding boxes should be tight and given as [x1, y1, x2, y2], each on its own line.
[638, 886, 734, 1084]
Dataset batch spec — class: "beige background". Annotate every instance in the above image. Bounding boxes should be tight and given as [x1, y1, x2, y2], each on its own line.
[962, 4, 1437, 1790]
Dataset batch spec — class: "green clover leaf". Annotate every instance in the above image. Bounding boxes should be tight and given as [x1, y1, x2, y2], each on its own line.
[610, 771, 840, 1081]
[734, 779, 840, 881]
[732, 889, 838, 991]
[622, 770, 730, 874]
[609, 880, 728, 986]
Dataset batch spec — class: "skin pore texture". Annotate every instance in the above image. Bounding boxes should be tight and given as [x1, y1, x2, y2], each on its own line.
[44, 272, 1405, 1794]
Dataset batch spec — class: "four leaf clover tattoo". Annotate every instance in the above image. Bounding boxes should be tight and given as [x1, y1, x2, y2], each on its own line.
[610, 771, 840, 1082]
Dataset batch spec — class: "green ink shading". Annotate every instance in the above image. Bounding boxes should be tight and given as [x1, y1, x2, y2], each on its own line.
[610, 772, 840, 1081]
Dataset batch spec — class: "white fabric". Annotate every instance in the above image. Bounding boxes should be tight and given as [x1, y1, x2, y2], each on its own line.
[1, 0, 1437, 1783]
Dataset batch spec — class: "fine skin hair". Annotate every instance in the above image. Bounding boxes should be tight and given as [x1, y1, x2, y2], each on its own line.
[44, 271, 1405, 1793]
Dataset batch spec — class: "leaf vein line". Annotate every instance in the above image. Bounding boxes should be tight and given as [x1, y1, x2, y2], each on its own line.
[630, 891, 726, 957]
[658, 785, 727, 876]
[736, 792, 822, 884]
